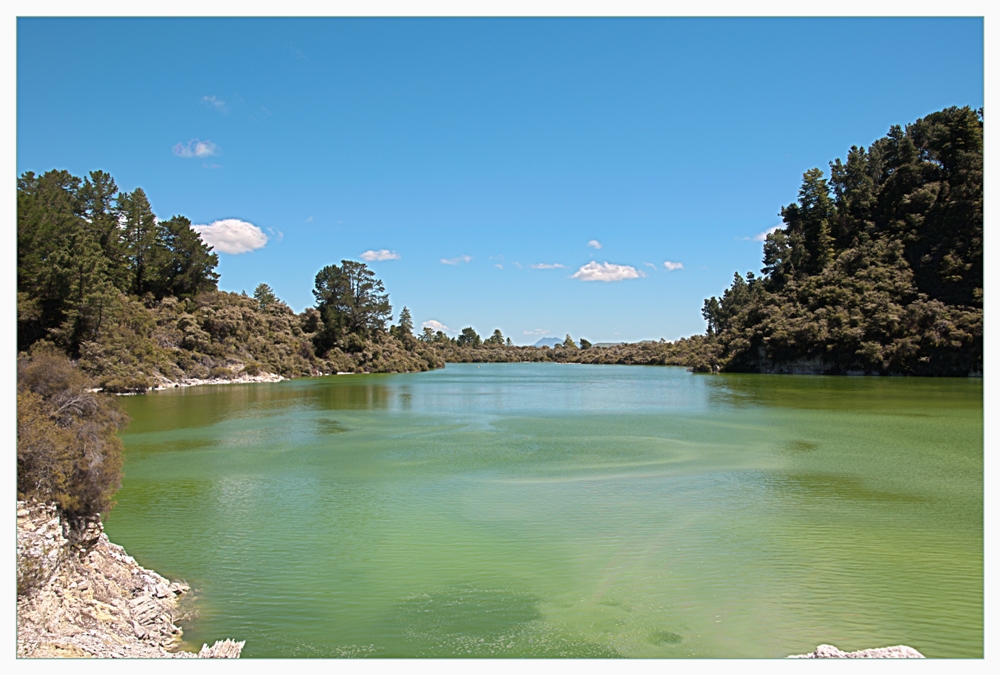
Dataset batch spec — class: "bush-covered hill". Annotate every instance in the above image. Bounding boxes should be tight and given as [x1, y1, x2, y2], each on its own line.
[702, 106, 982, 376]
[17, 169, 443, 391]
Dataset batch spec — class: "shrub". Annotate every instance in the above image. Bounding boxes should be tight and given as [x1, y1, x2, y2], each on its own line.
[17, 346, 127, 518]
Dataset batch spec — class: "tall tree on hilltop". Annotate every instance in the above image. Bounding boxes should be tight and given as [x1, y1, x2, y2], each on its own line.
[153, 215, 220, 298]
[79, 170, 128, 290]
[253, 283, 278, 310]
[457, 327, 481, 348]
[312, 260, 392, 354]
[781, 168, 835, 275]
[117, 187, 159, 297]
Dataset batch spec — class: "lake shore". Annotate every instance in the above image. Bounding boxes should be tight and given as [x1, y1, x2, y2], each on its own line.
[16, 501, 244, 658]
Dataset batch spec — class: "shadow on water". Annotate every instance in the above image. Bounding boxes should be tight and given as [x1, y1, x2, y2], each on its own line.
[388, 585, 621, 658]
[703, 372, 982, 413]
[769, 472, 931, 505]
[315, 419, 348, 435]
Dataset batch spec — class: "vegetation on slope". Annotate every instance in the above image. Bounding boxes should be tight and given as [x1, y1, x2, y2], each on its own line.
[17, 346, 126, 518]
[16, 170, 443, 392]
[701, 106, 982, 375]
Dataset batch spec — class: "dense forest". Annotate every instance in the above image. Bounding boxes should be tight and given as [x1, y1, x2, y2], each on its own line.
[701, 106, 982, 376]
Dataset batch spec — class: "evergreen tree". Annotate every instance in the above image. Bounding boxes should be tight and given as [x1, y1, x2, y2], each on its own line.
[312, 260, 392, 354]
[117, 188, 159, 296]
[155, 216, 220, 298]
[457, 327, 481, 347]
[253, 283, 278, 310]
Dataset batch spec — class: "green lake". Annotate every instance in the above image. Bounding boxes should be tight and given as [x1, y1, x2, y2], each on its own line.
[105, 363, 983, 658]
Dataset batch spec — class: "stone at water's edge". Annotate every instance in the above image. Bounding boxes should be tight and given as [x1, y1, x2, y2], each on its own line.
[16, 501, 244, 658]
[790, 644, 925, 658]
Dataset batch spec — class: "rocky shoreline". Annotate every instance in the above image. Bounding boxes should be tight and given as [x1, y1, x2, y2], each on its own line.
[790, 644, 925, 658]
[16, 501, 244, 658]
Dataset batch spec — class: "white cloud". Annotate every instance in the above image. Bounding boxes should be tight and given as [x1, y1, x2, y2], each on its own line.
[201, 95, 228, 113]
[644, 262, 656, 268]
[663, 261, 684, 271]
[523, 328, 550, 336]
[570, 261, 644, 282]
[495, 264, 503, 269]
[530, 263, 566, 269]
[267, 227, 284, 243]
[191, 219, 268, 254]
[173, 139, 219, 158]
[747, 225, 782, 242]
[360, 249, 400, 262]
[304, 216, 314, 223]
[441, 255, 472, 265]
[587, 239, 602, 249]
[513, 262, 523, 269]
[422, 320, 452, 333]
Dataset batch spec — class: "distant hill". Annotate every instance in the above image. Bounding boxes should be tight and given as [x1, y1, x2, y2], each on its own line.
[533, 337, 563, 347]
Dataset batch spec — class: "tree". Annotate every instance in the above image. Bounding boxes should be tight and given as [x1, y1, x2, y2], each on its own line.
[420, 326, 435, 342]
[397, 307, 413, 335]
[154, 216, 219, 299]
[579, 338, 592, 349]
[79, 170, 129, 290]
[563, 334, 578, 349]
[457, 327, 481, 347]
[253, 283, 278, 310]
[312, 260, 392, 354]
[117, 187, 159, 296]
[484, 328, 505, 346]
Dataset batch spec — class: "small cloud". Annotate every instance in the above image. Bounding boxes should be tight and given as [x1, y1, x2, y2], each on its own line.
[587, 239, 602, 249]
[530, 263, 566, 269]
[513, 262, 523, 269]
[441, 255, 472, 265]
[201, 95, 228, 113]
[742, 225, 782, 242]
[422, 320, 452, 333]
[201, 162, 222, 170]
[191, 219, 268, 254]
[360, 249, 400, 262]
[570, 261, 644, 282]
[304, 216, 314, 223]
[267, 228, 284, 243]
[663, 261, 684, 271]
[523, 328, 550, 336]
[644, 262, 656, 269]
[173, 139, 219, 159]
[495, 264, 503, 269]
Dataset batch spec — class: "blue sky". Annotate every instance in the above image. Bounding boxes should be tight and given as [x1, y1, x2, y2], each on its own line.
[17, 17, 984, 344]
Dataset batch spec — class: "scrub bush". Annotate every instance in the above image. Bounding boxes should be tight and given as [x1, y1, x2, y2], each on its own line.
[17, 345, 127, 517]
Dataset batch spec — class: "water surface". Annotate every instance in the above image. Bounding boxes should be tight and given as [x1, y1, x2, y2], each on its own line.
[107, 364, 982, 657]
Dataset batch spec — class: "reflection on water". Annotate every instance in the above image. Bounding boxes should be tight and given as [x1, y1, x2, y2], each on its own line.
[108, 364, 982, 658]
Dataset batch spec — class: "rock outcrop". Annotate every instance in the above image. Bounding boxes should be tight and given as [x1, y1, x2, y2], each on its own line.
[17, 501, 244, 658]
[790, 644, 925, 658]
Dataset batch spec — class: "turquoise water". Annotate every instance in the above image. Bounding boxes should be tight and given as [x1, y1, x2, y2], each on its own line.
[106, 364, 983, 657]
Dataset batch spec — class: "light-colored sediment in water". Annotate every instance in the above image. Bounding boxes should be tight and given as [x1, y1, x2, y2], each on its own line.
[150, 371, 286, 390]
[790, 644, 925, 658]
[17, 501, 244, 658]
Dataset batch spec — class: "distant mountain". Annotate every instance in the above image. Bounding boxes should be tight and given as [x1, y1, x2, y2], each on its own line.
[533, 337, 563, 348]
